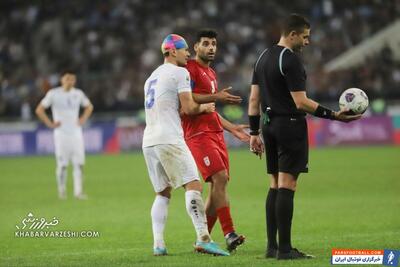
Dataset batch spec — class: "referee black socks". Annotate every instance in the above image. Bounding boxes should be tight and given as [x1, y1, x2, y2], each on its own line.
[276, 187, 295, 253]
[265, 188, 278, 250]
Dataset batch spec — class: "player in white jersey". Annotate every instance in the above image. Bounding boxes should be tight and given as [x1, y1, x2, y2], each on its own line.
[142, 34, 229, 256]
[35, 71, 93, 200]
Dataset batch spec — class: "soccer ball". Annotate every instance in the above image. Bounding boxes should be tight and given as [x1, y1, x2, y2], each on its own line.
[339, 88, 369, 114]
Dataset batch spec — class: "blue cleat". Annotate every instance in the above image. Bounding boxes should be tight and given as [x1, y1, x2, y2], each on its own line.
[153, 247, 167, 256]
[194, 241, 230, 256]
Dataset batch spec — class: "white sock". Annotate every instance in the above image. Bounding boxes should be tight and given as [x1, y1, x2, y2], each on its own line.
[72, 164, 83, 196]
[185, 190, 210, 242]
[56, 165, 67, 195]
[151, 195, 169, 248]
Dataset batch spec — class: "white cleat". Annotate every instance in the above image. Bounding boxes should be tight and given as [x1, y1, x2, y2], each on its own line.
[75, 194, 88, 200]
[58, 191, 67, 200]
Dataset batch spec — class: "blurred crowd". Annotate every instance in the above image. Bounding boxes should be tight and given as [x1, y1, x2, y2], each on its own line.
[0, 0, 399, 119]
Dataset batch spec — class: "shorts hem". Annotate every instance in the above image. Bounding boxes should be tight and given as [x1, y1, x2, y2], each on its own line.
[267, 169, 308, 175]
[154, 185, 171, 193]
[167, 176, 200, 190]
[202, 167, 229, 183]
[278, 169, 308, 177]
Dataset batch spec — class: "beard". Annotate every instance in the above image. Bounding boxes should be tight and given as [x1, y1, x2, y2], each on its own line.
[199, 53, 214, 63]
[292, 43, 305, 53]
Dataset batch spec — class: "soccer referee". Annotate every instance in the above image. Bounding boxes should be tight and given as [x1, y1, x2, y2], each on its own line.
[248, 14, 361, 260]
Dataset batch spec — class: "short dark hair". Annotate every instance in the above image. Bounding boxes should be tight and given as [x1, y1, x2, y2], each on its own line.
[60, 69, 76, 76]
[195, 29, 218, 43]
[281, 14, 310, 36]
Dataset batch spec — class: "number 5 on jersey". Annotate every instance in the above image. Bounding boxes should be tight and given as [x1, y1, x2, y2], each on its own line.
[145, 79, 157, 109]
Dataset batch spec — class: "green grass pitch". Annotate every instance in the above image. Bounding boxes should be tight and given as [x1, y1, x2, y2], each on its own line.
[0, 146, 399, 266]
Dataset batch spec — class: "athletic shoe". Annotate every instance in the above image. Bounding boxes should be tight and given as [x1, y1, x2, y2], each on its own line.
[265, 247, 277, 258]
[58, 191, 66, 200]
[153, 247, 167, 256]
[277, 248, 315, 260]
[194, 241, 230, 256]
[75, 194, 88, 200]
[225, 232, 245, 252]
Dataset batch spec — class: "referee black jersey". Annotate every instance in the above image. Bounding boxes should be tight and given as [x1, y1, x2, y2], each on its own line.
[252, 45, 307, 117]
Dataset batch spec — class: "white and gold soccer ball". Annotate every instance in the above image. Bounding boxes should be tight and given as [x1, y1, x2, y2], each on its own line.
[339, 88, 369, 114]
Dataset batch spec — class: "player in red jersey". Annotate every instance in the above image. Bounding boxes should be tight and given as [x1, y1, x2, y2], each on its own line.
[181, 29, 249, 252]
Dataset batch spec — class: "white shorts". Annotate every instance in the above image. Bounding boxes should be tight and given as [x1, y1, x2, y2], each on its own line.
[142, 143, 200, 193]
[54, 133, 85, 166]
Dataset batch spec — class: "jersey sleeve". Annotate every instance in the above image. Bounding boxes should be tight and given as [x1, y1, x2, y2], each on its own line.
[40, 90, 53, 108]
[79, 91, 91, 107]
[283, 53, 306, 92]
[186, 63, 197, 92]
[175, 67, 192, 93]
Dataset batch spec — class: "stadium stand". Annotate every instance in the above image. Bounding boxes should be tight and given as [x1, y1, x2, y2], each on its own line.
[0, 0, 398, 118]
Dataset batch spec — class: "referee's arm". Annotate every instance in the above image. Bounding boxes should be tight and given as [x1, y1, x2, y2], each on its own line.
[284, 51, 361, 123]
[248, 84, 264, 158]
[290, 91, 319, 113]
[290, 91, 361, 122]
[248, 84, 261, 116]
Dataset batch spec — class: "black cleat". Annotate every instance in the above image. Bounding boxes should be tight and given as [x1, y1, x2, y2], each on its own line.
[265, 247, 277, 258]
[277, 248, 315, 260]
[225, 232, 245, 252]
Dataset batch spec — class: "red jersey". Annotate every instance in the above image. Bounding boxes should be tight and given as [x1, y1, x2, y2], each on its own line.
[182, 59, 223, 140]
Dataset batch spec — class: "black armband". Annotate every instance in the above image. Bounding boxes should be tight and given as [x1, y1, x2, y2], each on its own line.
[314, 105, 335, 120]
[249, 115, 261, 135]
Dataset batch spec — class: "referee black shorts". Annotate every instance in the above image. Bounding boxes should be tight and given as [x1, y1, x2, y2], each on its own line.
[262, 116, 309, 177]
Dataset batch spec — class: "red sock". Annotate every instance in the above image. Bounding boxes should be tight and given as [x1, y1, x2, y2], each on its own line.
[216, 206, 234, 236]
[206, 215, 218, 234]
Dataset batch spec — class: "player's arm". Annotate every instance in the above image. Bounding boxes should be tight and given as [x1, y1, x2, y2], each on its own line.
[187, 63, 241, 104]
[35, 104, 60, 129]
[79, 103, 94, 126]
[192, 87, 242, 104]
[178, 68, 214, 115]
[290, 91, 361, 122]
[218, 114, 250, 143]
[78, 92, 94, 125]
[179, 92, 215, 115]
[248, 84, 264, 158]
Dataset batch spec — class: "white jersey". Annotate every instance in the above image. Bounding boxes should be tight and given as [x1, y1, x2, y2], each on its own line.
[40, 87, 91, 136]
[142, 63, 191, 147]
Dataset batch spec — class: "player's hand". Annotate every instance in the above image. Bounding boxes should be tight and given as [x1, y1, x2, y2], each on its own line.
[250, 135, 264, 159]
[333, 109, 362, 123]
[231, 124, 250, 143]
[48, 121, 61, 128]
[202, 103, 215, 113]
[215, 87, 242, 104]
[78, 117, 87, 126]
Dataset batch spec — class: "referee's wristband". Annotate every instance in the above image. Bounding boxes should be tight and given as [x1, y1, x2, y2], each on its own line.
[249, 115, 261, 135]
[314, 105, 335, 120]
